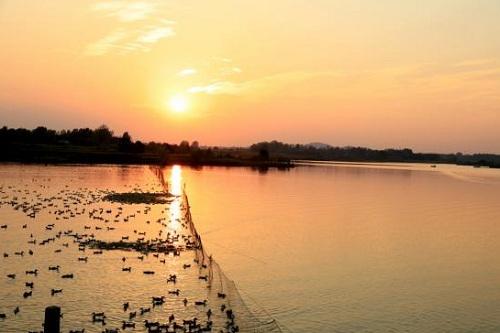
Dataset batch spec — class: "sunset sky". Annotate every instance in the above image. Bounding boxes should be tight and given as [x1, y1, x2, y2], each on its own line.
[1, 0, 500, 153]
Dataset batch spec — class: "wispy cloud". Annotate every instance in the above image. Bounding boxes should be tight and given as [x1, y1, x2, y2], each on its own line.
[178, 68, 198, 77]
[186, 71, 336, 96]
[92, 1, 156, 22]
[178, 59, 244, 94]
[86, 1, 174, 56]
[185, 60, 500, 99]
[137, 26, 175, 44]
[188, 81, 242, 95]
[85, 30, 128, 56]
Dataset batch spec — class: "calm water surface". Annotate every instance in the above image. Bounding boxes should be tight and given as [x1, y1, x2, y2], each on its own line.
[1, 163, 500, 332]
[180, 163, 500, 332]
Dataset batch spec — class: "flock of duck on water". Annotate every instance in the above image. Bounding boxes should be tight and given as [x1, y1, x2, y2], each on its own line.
[0, 177, 241, 333]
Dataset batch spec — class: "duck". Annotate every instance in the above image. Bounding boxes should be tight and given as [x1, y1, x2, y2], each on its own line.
[61, 273, 74, 279]
[14, 307, 20, 315]
[25, 282, 34, 288]
[91, 312, 105, 318]
[121, 321, 135, 329]
[91, 312, 106, 324]
[152, 296, 165, 306]
[139, 307, 151, 315]
[168, 289, 180, 296]
[7, 274, 16, 279]
[103, 329, 119, 333]
[23, 291, 32, 298]
[123, 302, 129, 311]
[51, 288, 63, 296]
[167, 274, 177, 283]
[194, 300, 207, 306]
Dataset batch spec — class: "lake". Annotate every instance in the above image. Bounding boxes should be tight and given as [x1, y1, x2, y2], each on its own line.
[1, 162, 500, 332]
[181, 162, 500, 332]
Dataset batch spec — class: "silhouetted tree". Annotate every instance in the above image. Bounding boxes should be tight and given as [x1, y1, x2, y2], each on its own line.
[259, 148, 270, 161]
[92, 125, 113, 145]
[118, 132, 132, 152]
[132, 140, 145, 154]
[179, 140, 190, 153]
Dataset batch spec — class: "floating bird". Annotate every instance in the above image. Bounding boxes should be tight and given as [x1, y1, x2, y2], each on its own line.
[51, 288, 63, 296]
[168, 289, 180, 296]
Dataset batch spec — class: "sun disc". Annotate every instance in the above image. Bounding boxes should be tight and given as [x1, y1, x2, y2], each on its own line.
[169, 95, 188, 113]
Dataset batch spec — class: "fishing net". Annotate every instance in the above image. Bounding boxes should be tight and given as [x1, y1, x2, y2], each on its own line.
[156, 166, 287, 333]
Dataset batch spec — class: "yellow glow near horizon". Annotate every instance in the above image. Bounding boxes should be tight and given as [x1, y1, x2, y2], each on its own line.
[169, 94, 188, 113]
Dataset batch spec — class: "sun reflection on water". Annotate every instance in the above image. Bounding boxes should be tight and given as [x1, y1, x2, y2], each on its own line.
[170, 165, 183, 196]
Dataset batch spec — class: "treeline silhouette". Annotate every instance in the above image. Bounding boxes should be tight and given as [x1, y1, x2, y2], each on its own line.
[1, 126, 498, 168]
[0, 125, 206, 154]
[250, 140, 500, 168]
[0, 125, 288, 167]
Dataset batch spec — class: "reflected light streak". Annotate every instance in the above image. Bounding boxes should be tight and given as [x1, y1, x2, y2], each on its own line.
[170, 165, 182, 196]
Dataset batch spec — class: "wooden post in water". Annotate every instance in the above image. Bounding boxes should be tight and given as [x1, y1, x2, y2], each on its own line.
[44, 306, 60, 333]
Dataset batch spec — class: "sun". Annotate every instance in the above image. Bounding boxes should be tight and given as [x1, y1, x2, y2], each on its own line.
[169, 94, 188, 113]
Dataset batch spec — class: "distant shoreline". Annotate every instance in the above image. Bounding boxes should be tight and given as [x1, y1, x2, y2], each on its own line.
[1, 126, 499, 169]
[1, 143, 498, 169]
[0, 143, 293, 169]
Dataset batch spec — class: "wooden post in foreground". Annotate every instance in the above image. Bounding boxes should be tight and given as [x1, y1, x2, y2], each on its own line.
[44, 306, 60, 333]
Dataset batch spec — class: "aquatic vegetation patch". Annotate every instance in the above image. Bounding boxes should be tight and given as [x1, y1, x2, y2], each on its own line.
[102, 192, 173, 204]
[81, 239, 196, 254]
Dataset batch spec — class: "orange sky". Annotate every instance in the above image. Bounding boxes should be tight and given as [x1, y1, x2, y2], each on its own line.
[1, 0, 500, 153]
